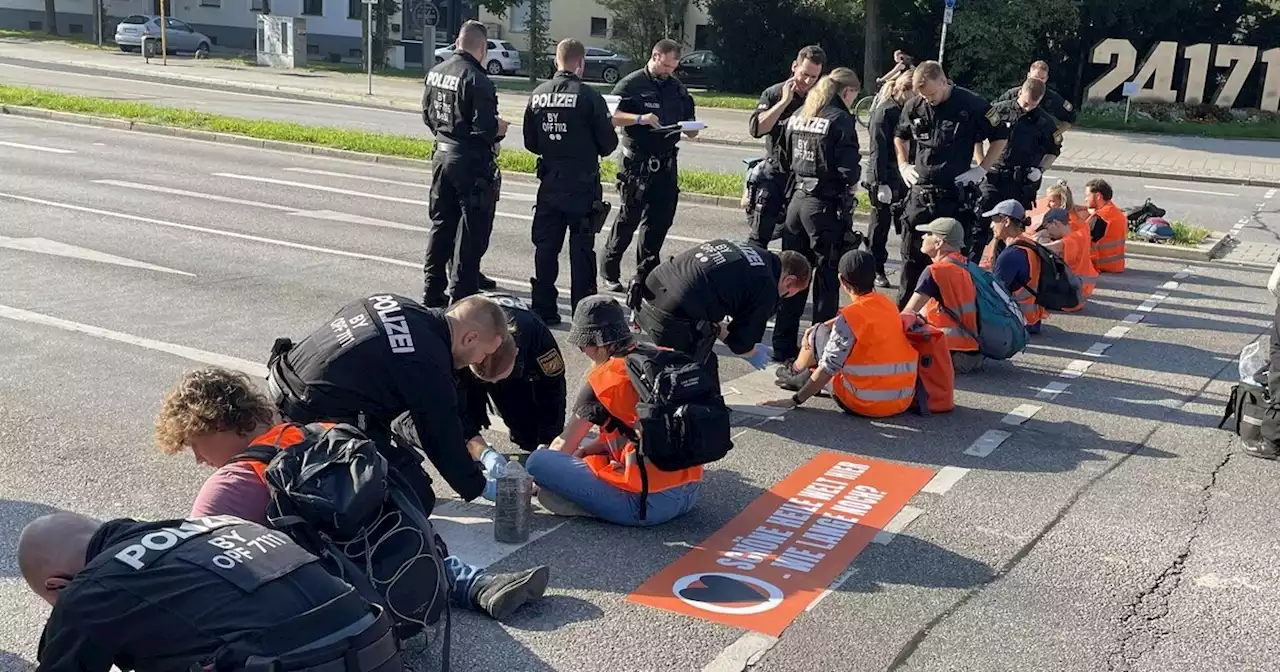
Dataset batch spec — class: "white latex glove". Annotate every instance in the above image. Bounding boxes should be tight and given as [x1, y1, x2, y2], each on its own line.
[955, 166, 987, 185]
[877, 184, 893, 204]
[898, 163, 919, 187]
[1027, 167, 1043, 183]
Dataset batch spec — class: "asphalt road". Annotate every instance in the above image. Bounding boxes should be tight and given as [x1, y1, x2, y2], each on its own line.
[2, 114, 1279, 672]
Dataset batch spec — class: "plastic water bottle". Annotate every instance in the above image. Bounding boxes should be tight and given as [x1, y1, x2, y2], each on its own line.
[494, 461, 532, 544]
[1240, 338, 1270, 384]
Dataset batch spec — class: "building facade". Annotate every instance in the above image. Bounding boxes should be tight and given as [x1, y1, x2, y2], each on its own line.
[476, 0, 710, 54]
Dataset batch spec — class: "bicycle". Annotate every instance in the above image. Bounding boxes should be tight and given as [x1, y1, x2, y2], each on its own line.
[852, 88, 886, 129]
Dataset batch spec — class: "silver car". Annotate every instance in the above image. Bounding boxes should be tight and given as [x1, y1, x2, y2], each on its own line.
[115, 15, 212, 58]
[433, 39, 522, 75]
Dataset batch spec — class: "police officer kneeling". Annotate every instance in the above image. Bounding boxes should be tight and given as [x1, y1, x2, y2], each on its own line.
[635, 239, 812, 388]
[21, 512, 402, 671]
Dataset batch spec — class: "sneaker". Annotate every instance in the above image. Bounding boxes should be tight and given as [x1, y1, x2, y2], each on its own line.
[1242, 439, 1279, 460]
[469, 566, 551, 621]
[478, 273, 498, 291]
[875, 273, 892, 288]
[536, 489, 593, 518]
[602, 280, 624, 292]
[774, 367, 812, 392]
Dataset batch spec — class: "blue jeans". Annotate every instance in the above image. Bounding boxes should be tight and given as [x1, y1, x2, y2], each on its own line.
[525, 448, 701, 526]
[445, 555, 483, 608]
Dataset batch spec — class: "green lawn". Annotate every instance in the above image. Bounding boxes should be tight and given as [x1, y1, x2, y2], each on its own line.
[0, 28, 111, 50]
[1077, 110, 1280, 141]
[1127, 220, 1211, 247]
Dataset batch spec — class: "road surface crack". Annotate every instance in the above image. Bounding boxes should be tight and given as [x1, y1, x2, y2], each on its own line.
[1106, 450, 1232, 672]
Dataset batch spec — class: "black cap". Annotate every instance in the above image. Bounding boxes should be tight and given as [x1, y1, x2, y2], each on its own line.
[567, 294, 631, 347]
[838, 249, 877, 288]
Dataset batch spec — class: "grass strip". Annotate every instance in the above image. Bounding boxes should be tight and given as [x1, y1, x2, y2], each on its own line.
[0, 84, 747, 198]
[1077, 110, 1280, 141]
[1126, 220, 1211, 247]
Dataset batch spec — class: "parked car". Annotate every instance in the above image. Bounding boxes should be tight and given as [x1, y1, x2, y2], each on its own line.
[434, 39, 522, 75]
[583, 47, 630, 84]
[115, 15, 211, 58]
[675, 50, 721, 88]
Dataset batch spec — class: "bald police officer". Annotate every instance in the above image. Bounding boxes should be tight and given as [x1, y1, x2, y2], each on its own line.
[524, 38, 619, 323]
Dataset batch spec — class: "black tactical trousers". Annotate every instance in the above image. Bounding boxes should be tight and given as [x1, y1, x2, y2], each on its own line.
[773, 191, 844, 360]
[974, 171, 1037, 263]
[897, 184, 966, 309]
[424, 154, 497, 308]
[602, 155, 679, 286]
[636, 302, 721, 391]
[461, 367, 568, 452]
[747, 173, 788, 247]
[532, 178, 602, 318]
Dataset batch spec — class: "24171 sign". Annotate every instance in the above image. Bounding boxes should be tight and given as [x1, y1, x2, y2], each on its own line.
[1087, 38, 1280, 110]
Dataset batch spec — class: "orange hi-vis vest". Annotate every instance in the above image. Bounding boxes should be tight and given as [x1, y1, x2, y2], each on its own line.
[585, 357, 702, 494]
[1093, 201, 1127, 273]
[237, 422, 338, 483]
[832, 293, 918, 418]
[921, 252, 980, 352]
[1061, 228, 1097, 312]
[1006, 243, 1047, 327]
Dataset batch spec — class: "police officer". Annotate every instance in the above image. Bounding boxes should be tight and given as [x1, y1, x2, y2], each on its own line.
[265, 293, 514, 510]
[523, 38, 619, 323]
[635, 240, 812, 388]
[21, 512, 401, 671]
[894, 60, 1009, 308]
[771, 67, 863, 363]
[602, 38, 698, 307]
[863, 72, 915, 288]
[456, 291, 568, 455]
[994, 60, 1078, 132]
[421, 20, 510, 308]
[973, 77, 1062, 259]
[744, 45, 826, 246]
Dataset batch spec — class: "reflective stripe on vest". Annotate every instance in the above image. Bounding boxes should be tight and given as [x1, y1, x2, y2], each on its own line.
[843, 361, 919, 376]
[841, 378, 916, 401]
[832, 293, 919, 418]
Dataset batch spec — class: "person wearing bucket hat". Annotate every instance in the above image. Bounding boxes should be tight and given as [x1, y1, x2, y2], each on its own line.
[902, 217, 985, 373]
[524, 295, 704, 526]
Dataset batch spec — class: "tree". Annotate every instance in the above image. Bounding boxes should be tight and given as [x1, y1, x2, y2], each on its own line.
[943, 0, 1080, 97]
[599, 0, 690, 64]
[44, 0, 57, 35]
[864, 0, 883, 89]
[473, 0, 550, 78]
[702, 0, 864, 93]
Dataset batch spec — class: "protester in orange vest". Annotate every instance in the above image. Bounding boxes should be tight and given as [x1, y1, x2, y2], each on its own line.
[1044, 181, 1090, 237]
[766, 250, 918, 417]
[902, 217, 985, 373]
[1085, 178, 1126, 273]
[525, 295, 702, 526]
[1034, 206, 1095, 310]
[985, 199, 1048, 331]
[153, 366, 551, 622]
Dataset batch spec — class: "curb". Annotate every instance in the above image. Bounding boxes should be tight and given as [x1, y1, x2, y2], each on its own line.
[1049, 162, 1280, 189]
[1126, 232, 1228, 262]
[0, 104, 741, 208]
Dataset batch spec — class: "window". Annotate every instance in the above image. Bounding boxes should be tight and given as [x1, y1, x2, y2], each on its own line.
[199, 0, 221, 7]
[348, 0, 360, 19]
[509, 0, 530, 32]
[302, 0, 323, 16]
[307, 43, 320, 55]
[590, 17, 607, 37]
[68, 23, 83, 34]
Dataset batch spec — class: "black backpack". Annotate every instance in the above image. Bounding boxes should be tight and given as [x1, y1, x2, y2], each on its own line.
[1219, 376, 1280, 447]
[1010, 239, 1082, 311]
[1125, 198, 1166, 232]
[617, 345, 733, 519]
[233, 423, 452, 666]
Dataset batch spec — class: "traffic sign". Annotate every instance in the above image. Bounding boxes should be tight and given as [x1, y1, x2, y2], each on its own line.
[943, 6, 954, 23]
[423, 4, 439, 27]
[945, 0, 955, 8]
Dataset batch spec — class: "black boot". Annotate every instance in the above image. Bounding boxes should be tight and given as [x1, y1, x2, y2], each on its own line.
[529, 278, 563, 325]
[469, 566, 550, 621]
[478, 273, 498, 291]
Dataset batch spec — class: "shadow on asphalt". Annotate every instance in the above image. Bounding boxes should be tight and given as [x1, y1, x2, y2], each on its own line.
[0, 652, 34, 672]
[0, 499, 62, 578]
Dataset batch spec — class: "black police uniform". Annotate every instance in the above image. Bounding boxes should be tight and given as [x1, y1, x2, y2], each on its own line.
[994, 84, 1078, 127]
[523, 70, 619, 321]
[37, 516, 400, 672]
[894, 86, 1009, 308]
[864, 97, 908, 278]
[635, 239, 782, 389]
[745, 81, 806, 246]
[973, 98, 1062, 258]
[457, 292, 568, 451]
[422, 50, 502, 308]
[266, 293, 486, 510]
[602, 66, 697, 297]
[772, 97, 861, 360]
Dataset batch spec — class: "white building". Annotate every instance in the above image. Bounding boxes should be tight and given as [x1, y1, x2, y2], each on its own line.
[477, 0, 712, 53]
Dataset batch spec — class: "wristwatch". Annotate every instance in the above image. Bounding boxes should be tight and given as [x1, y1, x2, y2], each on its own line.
[791, 393, 803, 407]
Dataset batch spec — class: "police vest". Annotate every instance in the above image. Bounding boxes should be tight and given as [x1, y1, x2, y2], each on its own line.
[831, 293, 919, 418]
[921, 253, 980, 352]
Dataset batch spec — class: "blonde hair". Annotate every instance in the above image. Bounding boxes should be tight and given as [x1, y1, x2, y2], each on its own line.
[155, 367, 275, 455]
[1046, 181, 1075, 210]
[799, 67, 861, 121]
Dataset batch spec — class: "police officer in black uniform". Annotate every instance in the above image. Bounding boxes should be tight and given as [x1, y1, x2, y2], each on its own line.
[993, 60, 1078, 131]
[744, 45, 826, 246]
[265, 293, 514, 510]
[22, 512, 401, 671]
[894, 60, 1009, 308]
[602, 38, 698, 306]
[863, 73, 914, 288]
[457, 291, 568, 454]
[974, 77, 1062, 259]
[421, 20, 510, 308]
[771, 67, 863, 362]
[524, 38, 619, 323]
[635, 239, 811, 388]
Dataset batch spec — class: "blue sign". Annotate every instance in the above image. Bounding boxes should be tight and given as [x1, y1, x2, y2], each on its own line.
[945, 0, 955, 7]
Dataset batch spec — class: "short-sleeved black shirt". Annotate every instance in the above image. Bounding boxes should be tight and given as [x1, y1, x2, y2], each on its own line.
[895, 86, 1009, 186]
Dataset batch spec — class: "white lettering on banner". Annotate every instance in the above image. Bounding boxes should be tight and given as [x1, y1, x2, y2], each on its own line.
[1087, 38, 1280, 110]
[426, 71, 461, 92]
[716, 526, 795, 571]
[368, 295, 416, 354]
[114, 516, 243, 570]
[531, 92, 578, 109]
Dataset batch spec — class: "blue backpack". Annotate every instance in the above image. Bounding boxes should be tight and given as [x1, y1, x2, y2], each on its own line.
[941, 260, 1029, 361]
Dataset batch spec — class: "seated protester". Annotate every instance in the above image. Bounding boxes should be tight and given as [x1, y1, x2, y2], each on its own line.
[901, 217, 985, 374]
[1085, 178, 1127, 273]
[1044, 181, 1091, 237]
[987, 199, 1048, 332]
[525, 295, 702, 527]
[635, 239, 811, 388]
[766, 250, 918, 417]
[1032, 207, 1096, 311]
[155, 366, 550, 622]
[20, 511, 403, 672]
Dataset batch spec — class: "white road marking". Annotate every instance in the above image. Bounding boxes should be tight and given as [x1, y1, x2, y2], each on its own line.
[964, 429, 1012, 457]
[1001, 404, 1042, 426]
[1060, 359, 1093, 379]
[1161, 280, 1180, 290]
[1265, 189, 1277, 200]
[804, 564, 860, 613]
[288, 209, 428, 232]
[1142, 185, 1237, 197]
[283, 167, 541, 202]
[1173, 271, 1190, 280]
[1122, 313, 1145, 325]
[1136, 298, 1160, 312]
[429, 499, 565, 568]
[1104, 325, 1132, 340]
[1035, 381, 1071, 400]
[0, 304, 266, 376]
[0, 235, 194, 276]
[0, 139, 76, 154]
[701, 633, 780, 672]
[872, 506, 924, 545]
[1084, 342, 1111, 357]
[921, 466, 969, 495]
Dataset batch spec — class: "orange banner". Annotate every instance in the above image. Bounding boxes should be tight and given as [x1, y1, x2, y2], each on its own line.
[627, 452, 934, 636]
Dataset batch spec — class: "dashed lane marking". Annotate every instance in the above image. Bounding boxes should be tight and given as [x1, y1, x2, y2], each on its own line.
[1104, 325, 1133, 340]
[1034, 381, 1071, 401]
[872, 506, 926, 545]
[1122, 313, 1145, 325]
[964, 429, 1012, 457]
[921, 466, 969, 495]
[1001, 404, 1042, 426]
[1142, 185, 1237, 197]
[0, 139, 76, 154]
[1060, 359, 1093, 379]
[283, 167, 540, 202]
[1084, 342, 1111, 357]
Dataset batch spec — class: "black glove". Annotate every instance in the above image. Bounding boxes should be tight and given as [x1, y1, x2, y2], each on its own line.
[625, 279, 645, 311]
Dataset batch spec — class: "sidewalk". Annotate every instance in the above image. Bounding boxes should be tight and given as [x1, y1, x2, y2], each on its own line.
[4, 39, 1280, 186]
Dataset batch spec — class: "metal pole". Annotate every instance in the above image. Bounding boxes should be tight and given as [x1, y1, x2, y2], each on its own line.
[938, 22, 948, 67]
[1124, 96, 1132, 125]
[159, 0, 168, 65]
[367, 0, 373, 95]
[94, 0, 101, 47]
